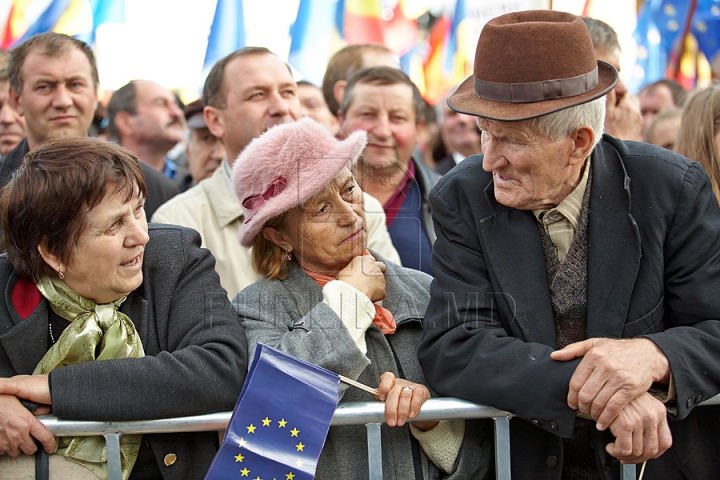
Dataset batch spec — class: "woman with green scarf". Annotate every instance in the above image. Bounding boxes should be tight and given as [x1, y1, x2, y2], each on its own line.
[0, 137, 248, 479]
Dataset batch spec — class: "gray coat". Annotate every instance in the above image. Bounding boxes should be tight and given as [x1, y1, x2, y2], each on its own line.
[233, 254, 491, 480]
[0, 225, 248, 480]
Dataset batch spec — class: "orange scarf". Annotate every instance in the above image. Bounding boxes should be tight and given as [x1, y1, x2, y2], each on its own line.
[303, 256, 396, 335]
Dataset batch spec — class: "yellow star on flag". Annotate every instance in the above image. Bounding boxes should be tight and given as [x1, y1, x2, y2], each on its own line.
[238, 438, 247, 448]
[241, 467, 250, 476]
[262, 417, 272, 427]
[295, 442, 305, 452]
[253, 477, 262, 480]
[286, 473, 295, 480]
[235, 453, 244, 462]
[296, 459, 304, 468]
[290, 428, 300, 437]
[278, 418, 287, 428]
[247, 424, 256, 434]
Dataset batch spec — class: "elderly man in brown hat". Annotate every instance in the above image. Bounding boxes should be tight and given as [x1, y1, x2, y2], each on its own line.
[419, 10, 720, 479]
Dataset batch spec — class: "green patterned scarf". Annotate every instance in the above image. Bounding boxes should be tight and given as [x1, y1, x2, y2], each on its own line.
[34, 277, 145, 480]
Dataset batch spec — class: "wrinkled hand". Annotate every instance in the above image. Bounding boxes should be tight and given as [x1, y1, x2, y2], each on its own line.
[604, 92, 643, 141]
[0, 375, 52, 405]
[337, 253, 387, 302]
[376, 372, 438, 431]
[550, 338, 670, 430]
[0, 394, 55, 456]
[606, 392, 672, 464]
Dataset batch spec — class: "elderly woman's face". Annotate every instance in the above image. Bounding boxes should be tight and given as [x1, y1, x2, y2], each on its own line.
[277, 168, 367, 275]
[53, 188, 149, 304]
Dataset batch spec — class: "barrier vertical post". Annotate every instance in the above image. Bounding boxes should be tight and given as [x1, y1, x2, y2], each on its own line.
[366, 422, 383, 480]
[494, 416, 512, 480]
[104, 433, 123, 480]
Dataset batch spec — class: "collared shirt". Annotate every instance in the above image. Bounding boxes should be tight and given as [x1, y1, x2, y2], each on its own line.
[533, 159, 591, 262]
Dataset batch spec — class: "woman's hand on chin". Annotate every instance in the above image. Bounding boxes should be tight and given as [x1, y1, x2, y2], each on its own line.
[336, 253, 387, 302]
[375, 372, 438, 431]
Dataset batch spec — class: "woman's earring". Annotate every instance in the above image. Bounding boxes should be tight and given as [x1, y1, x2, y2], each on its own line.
[284, 251, 292, 262]
[58, 271, 65, 280]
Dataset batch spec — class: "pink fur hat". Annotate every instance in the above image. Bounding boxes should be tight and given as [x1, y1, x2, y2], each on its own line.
[232, 117, 367, 247]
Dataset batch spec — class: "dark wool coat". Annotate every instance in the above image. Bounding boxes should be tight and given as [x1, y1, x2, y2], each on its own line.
[419, 135, 720, 479]
[0, 225, 248, 480]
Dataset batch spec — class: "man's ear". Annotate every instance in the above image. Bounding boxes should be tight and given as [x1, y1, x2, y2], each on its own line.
[262, 227, 293, 253]
[204, 106, 225, 140]
[114, 111, 135, 137]
[568, 126, 595, 166]
[9, 88, 23, 116]
[333, 80, 347, 108]
[37, 243, 62, 274]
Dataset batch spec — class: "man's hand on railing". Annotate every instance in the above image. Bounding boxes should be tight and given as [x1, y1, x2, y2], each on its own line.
[605, 392, 672, 464]
[0, 393, 56, 456]
[551, 338, 670, 430]
[375, 372, 438, 431]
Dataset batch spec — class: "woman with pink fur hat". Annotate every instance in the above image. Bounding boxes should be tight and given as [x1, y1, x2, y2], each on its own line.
[231, 117, 491, 479]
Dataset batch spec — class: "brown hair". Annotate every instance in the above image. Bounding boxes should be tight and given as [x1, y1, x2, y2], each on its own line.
[202, 46, 273, 108]
[252, 213, 289, 280]
[340, 66, 425, 124]
[322, 44, 393, 117]
[0, 137, 146, 281]
[676, 85, 720, 201]
[107, 81, 138, 141]
[7, 32, 99, 94]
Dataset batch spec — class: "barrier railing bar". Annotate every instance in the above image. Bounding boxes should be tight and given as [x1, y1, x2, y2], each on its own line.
[38, 394, 719, 480]
[493, 416, 512, 480]
[366, 423, 383, 480]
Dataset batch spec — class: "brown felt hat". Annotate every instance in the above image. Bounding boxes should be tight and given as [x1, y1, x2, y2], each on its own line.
[448, 10, 618, 121]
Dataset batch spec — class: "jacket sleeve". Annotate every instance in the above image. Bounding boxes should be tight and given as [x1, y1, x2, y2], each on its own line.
[418, 186, 580, 438]
[49, 227, 248, 421]
[233, 282, 373, 387]
[641, 162, 720, 419]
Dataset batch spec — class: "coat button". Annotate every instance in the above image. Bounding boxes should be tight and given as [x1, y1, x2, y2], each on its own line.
[695, 394, 703, 404]
[546, 455, 558, 468]
[531, 419, 541, 427]
[164, 453, 177, 466]
[550, 422, 558, 431]
[686, 398, 693, 409]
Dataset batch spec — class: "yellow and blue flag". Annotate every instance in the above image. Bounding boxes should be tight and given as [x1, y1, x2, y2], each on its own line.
[205, 343, 340, 480]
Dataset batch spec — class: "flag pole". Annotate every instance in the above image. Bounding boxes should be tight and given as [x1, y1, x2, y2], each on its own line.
[339, 375, 380, 396]
[670, 0, 698, 81]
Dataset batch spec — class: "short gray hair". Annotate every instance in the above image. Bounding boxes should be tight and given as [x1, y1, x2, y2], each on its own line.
[531, 97, 606, 148]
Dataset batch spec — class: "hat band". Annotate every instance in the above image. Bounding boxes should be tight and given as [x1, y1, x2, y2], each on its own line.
[473, 66, 599, 104]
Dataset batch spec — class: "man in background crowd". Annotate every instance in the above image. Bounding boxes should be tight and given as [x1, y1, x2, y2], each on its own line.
[433, 93, 481, 175]
[0, 67, 25, 158]
[107, 79, 189, 190]
[639, 79, 687, 135]
[183, 98, 224, 186]
[297, 80, 338, 134]
[322, 44, 398, 118]
[582, 16, 643, 141]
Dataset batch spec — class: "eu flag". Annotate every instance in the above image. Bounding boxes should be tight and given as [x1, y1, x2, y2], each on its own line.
[205, 344, 340, 480]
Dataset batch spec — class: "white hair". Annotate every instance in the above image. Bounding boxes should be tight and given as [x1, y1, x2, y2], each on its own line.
[530, 97, 606, 148]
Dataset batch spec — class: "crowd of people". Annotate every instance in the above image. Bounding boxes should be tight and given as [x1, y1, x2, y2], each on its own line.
[0, 8, 718, 480]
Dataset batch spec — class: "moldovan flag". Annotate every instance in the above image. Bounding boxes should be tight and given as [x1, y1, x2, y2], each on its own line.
[204, 343, 340, 480]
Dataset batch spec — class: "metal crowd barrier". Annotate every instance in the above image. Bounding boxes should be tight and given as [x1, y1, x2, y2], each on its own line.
[38, 395, 720, 480]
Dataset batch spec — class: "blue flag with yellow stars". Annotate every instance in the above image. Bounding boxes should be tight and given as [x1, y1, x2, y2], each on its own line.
[205, 343, 340, 480]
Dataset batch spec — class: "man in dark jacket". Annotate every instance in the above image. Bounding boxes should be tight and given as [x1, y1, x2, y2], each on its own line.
[0, 33, 177, 222]
[418, 10, 720, 479]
